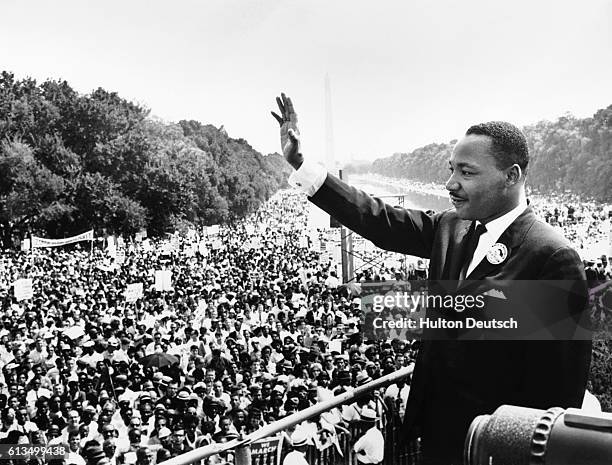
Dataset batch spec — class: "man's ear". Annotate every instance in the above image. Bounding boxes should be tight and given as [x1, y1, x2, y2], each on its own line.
[505, 164, 522, 185]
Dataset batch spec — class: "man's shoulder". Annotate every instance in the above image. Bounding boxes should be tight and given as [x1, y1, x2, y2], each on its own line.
[523, 215, 572, 249]
[519, 213, 582, 264]
[515, 210, 585, 279]
[435, 209, 471, 232]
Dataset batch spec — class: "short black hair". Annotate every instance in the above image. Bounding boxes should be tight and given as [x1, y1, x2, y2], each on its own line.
[466, 121, 529, 173]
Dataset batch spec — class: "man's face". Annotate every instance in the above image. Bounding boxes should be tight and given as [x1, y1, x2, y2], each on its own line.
[69, 410, 80, 427]
[17, 409, 28, 425]
[69, 434, 80, 451]
[446, 135, 513, 222]
[130, 417, 142, 429]
[172, 430, 185, 448]
[221, 418, 231, 433]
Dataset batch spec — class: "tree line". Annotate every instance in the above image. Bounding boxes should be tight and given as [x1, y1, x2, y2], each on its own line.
[0, 72, 291, 248]
[346, 106, 612, 203]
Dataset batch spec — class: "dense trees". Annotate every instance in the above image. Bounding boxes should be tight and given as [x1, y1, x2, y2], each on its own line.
[347, 107, 612, 203]
[0, 72, 290, 247]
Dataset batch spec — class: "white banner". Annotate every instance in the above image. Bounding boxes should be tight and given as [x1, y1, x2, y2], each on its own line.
[14, 278, 33, 301]
[124, 283, 143, 302]
[21, 239, 31, 251]
[31, 230, 93, 248]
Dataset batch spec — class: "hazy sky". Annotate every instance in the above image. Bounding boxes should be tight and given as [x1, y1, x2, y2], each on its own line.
[2, 0, 611, 164]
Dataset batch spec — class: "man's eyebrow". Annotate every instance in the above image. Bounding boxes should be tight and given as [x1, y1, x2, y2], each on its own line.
[449, 161, 478, 169]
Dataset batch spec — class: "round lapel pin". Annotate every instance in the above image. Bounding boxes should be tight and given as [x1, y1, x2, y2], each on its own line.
[486, 243, 508, 265]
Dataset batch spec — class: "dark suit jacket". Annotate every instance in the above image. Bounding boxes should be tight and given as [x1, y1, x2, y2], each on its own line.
[310, 173, 591, 464]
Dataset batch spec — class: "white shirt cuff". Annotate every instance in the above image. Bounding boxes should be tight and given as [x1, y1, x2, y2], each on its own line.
[288, 159, 327, 197]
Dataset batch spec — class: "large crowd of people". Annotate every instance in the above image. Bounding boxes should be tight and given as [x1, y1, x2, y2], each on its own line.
[0, 188, 610, 465]
[0, 191, 414, 465]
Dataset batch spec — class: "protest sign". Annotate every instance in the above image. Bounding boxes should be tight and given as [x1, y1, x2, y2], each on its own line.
[115, 250, 126, 265]
[154, 270, 173, 292]
[107, 237, 117, 258]
[20, 239, 30, 251]
[250, 437, 283, 465]
[124, 283, 144, 302]
[14, 279, 33, 301]
[206, 225, 220, 236]
[328, 339, 342, 354]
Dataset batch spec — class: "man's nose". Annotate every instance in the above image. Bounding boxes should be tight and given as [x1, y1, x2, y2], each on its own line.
[445, 173, 460, 192]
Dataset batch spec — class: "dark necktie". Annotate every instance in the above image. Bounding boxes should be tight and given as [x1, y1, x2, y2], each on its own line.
[459, 222, 487, 280]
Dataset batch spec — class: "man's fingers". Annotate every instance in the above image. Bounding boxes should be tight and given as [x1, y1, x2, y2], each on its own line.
[276, 96, 286, 117]
[271, 111, 283, 126]
[285, 96, 298, 123]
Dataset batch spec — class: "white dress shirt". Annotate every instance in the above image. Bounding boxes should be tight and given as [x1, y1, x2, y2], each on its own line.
[288, 160, 327, 196]
[466, 199, 528, 277]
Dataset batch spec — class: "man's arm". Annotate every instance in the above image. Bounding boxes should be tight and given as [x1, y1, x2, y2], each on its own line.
[273, 93, 439, 258]
[310, 173, 438, 257]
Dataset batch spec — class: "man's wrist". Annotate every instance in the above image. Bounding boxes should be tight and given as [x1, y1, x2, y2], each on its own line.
[288, 159, 327, 196]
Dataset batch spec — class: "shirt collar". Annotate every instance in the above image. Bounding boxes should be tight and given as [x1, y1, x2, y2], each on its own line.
[477, 198, 528, 240]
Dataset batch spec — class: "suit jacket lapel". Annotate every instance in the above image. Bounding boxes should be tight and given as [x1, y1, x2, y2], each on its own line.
[442, 221, 472, 280]
[466, 207, 537, 281]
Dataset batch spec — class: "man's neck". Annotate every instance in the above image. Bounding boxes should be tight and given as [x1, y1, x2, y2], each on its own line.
[481, 191, 527, 225]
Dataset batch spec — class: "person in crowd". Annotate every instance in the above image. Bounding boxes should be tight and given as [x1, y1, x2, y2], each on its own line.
[353, 408, 384, 465]
[282, 429, 310, 465]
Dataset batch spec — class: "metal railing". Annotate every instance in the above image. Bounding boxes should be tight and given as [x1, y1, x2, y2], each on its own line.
[158, 365, 415, 465]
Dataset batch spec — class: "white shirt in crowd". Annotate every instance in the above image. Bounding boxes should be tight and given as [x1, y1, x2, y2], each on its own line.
[353, 426, 384, 464]
[282, 450, 309, 465]
[384, 383, 410, 418]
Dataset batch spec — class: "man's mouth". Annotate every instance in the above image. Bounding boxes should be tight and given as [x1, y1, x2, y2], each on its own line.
[450, 194, 467, 206]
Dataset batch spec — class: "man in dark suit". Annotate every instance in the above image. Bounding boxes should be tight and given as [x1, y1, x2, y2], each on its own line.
[272, 93, 591, 465]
